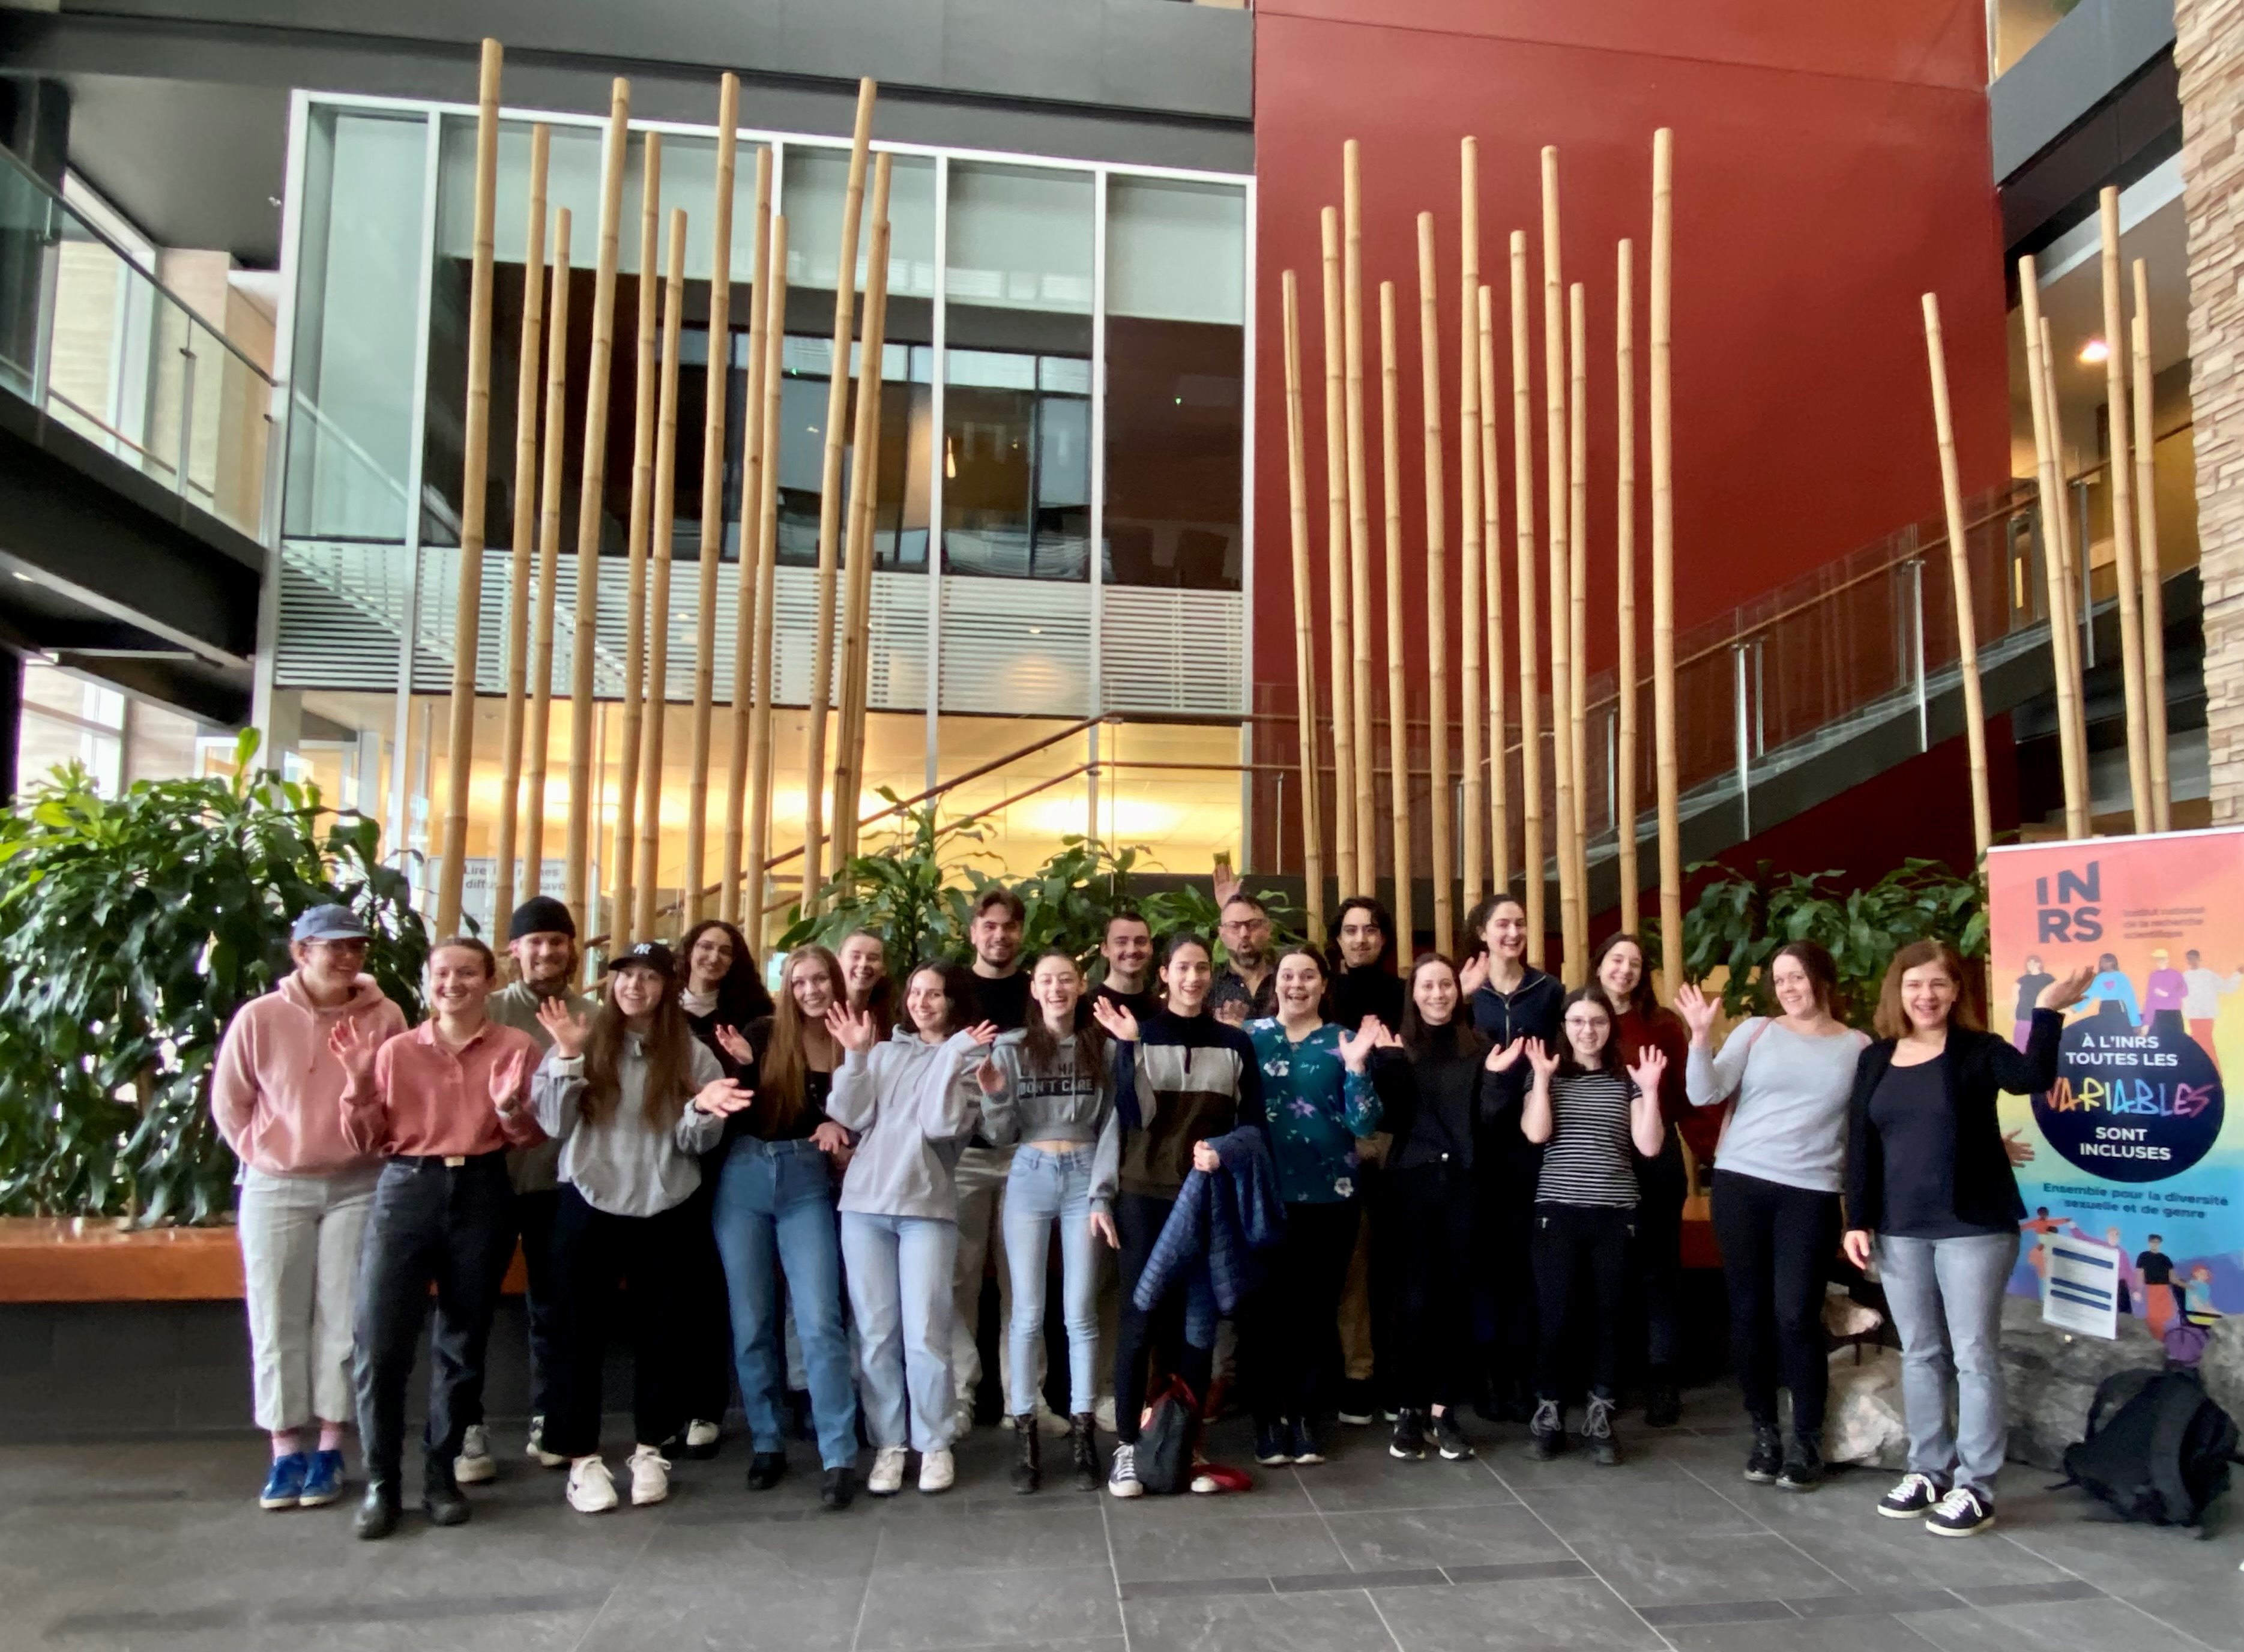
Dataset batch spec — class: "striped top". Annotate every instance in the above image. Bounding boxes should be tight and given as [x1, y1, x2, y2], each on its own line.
[1534, 1070, 1644, 1208]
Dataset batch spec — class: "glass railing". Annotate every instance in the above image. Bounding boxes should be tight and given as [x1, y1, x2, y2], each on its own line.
[0, 145, 276, 541]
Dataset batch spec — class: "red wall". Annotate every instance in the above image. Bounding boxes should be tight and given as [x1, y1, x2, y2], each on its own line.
[1250, 0, 2010, 810]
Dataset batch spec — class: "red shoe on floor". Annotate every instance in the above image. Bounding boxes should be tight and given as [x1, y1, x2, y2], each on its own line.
[1189, 1453, 1253, 1495]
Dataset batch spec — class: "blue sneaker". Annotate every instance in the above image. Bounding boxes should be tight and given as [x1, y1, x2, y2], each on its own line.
[299, 1449, 346, 1507]
[260, 1452, 309, 1510]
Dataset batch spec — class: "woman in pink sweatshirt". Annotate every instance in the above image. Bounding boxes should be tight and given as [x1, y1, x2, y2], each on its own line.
[210, 905, 405, 1513]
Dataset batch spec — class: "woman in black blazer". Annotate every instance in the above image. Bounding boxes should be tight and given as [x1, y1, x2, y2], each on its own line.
[1841, 941, 2089, 1540]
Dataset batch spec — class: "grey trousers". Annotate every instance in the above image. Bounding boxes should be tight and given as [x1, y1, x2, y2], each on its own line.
[237, 1164, 380, 1433]
[1877, 1230, 2018, 1495]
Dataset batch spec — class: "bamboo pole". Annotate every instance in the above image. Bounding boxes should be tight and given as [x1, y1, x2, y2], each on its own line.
[522, 208, 572, 911]
[833, 160, 895, 876]
[611, 133, 662, 954]
[493, 122, 549, 931]
[1458, 138, 1485, 913]
[1378, 281, 1415, 953]
[2097, 186, 2153, 831]
[632, 208, 687, 940]
[1509, 232, 1545, 964]
[1342, 142, 1377, 890]
[563, 80, 630, 938]
[2018, 256, 2090, 839]
[1567, 282, 1589, 906]
[1613, 241, 1639, 934]
[723, 147, 774, 923]
[1921, 293, 1993, 862]
[1477, 283, 1509, 899]
[800, 78, 877, 915]
[1541, 148, 1579, 982]
[1319, 205, 1358, 897]
[435, 38, 503, 938]
[742, 216, 789, 936]
[2132, 259, 2170, 831]
[1281, 271, 1328, 942]
[1417, 213, 1455, 957]
[2039, 308, 2092, 813]
[1650, 129, 1681, 998]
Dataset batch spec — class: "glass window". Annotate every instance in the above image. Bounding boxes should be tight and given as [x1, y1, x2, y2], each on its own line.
[1103, 177, 1246, 592]
[16, 663, 124, 795]
[942, 163, 1093, 580]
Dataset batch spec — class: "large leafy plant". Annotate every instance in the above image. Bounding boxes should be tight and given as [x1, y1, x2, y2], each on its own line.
[1681, 857, 1985, 1026]
[0, 734, 427, 1224]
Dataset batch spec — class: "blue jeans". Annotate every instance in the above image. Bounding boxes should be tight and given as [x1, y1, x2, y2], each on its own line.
[1003, 1145, 1100, 1415]
[840, 1211, 958, 1452]
[712, 1137, 858, 1470]
[1877, 1230, 2018, 1495]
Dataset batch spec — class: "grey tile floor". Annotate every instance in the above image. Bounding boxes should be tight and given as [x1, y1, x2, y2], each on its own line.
[5, 1399, 2240, 1652]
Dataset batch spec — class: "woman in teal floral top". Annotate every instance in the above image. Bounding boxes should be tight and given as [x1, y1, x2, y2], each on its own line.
[1241, 947, 1383, 1468]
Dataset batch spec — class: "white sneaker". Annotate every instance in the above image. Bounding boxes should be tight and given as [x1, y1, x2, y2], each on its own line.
[867, 1446, 908, 1497]
[684, 1419, 720, 1453]
[953, 1399, 977, 1438]
[918, 1447, 956, 1494]
[566, 1456, 618, 1514]
[454, 1424, 495, 1485]
[1094, 1396, 1118, 1433]
[1036, 1404, 1070, 1438]
[526, 1415, 567, 1469]
[627, 1444, 671, 1507]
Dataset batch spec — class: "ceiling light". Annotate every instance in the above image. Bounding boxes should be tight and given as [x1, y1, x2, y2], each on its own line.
[2078, 338, 2110, 365]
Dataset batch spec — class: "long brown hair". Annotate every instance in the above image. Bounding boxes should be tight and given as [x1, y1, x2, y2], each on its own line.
[1020, 949, 1110, 1079]
[763, 945, 843, 1133]
[1874, 939, 1979, 1040]
[582, 961, 695, 1129]
[1401, 953, 1484, 1056]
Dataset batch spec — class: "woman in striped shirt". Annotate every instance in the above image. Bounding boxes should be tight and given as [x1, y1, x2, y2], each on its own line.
[1500, 988, 1668, 1466]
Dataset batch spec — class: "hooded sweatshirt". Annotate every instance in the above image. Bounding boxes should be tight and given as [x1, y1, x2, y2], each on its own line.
[211, 972, 407, 1178]
[827, 1025, 987, 1221]
[529, 1034, 726, 1217]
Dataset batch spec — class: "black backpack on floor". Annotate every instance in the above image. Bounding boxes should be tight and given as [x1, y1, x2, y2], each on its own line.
[2059, 1369, 2238, 1531]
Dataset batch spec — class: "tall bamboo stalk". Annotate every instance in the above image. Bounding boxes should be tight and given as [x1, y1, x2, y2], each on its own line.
[2039, 306, 2092, 825]
[1458, 137, 1485, 912]
[1614, 240, 1639, 934]
[2097, 186, 2152, 831]
[2018, 256, 2089, 838]
[610, 133, 663, 954]
[1477, 283, 1508, 898]
[1541, 148, 1579, 982]
[1378, 281, 1414, 951]
[493, 122, 549, 931]
[723, 148, 774, 923]
[1567, 281, 1588, 908]
[2132, 259, 2170, 831]
[741, 217, 789, 935]
[1417, 213, 1455, 956]
[1280, 270, 1327, 941]
[1650, 128, 1681, 996]
[632, 208, 687, 939]
[800, 79, 877, 914]
[435, 38, 504, 938]
[522, 208, 572, 911]
[1319, 205, 1358, 897]
[833, 160, 896, 875]
[1509, 232, 1545, 963]
[1342, 142, 1377, 888]
[563, 80, 632, 936]
[1921, 293, 1993, 861]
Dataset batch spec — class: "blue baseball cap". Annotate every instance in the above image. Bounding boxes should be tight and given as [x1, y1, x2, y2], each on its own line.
[292, 903, 370, 944]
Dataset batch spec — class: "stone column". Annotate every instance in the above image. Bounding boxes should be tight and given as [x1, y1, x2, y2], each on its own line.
[2179, 0, 2244, 822]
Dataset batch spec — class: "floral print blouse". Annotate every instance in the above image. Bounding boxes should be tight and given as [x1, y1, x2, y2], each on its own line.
[1246, 1019, 1382, 1204]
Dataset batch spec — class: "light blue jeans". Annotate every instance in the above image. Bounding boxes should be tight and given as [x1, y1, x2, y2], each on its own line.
[1003, 1144, 1101, 1416]
[842, 1210, 959, 1452]
[1877, 1231, 2019, 1495]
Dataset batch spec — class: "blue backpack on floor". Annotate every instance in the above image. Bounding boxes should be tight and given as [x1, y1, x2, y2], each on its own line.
[2059, 1369, 2237, 1533]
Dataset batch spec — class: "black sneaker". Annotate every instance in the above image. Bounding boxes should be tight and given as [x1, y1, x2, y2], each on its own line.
[746, 1451, 788, 1492]
[1643, 1373, 1681, 1429]
[1877, 1471, 1946, 1519]
[1527, 1398, 1564, 1461]
[422, 1482, 471, 1527]
[1925, 1485, 1995, 1537]
[1288, 1417, 1326, 1466]
[819, 1466, 857, 1510]
[1336, 1379, 1375, 1427]
[1430, 1409, 1476, 1461]
[1776, 1433, 1823, 1494]
[1582, 1394, 1621, 1467]
[1743, 1423, 1782, 1485]
[1389, 1408, 1428, 1461]
[1254, 1423, 1294, 1466]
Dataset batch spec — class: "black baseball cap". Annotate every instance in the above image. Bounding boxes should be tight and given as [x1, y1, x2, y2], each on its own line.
[606, 941, 676, 979]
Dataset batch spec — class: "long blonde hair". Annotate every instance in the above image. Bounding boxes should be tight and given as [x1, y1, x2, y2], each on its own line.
[762, 945, 843, 1133]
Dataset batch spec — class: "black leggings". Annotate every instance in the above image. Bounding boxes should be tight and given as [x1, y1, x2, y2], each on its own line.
[1392, 1162, 1477, 1410]
[1112, 1191, 1212, 1444]
[1635, 1135, 1686, 1373]
[1239, 1199, 1359, 1429]
[1709, 1169, 1841, 1437]
[1531, 1202, 1635, 1401]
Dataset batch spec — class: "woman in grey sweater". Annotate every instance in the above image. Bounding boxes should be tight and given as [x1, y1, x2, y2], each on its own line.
[1677, 942, 1865, 1493]
[827, 963, 998, 1498]
[979, 950, 1119, 1493]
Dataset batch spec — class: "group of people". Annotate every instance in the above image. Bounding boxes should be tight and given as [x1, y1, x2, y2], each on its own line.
[211, 875, 2088, 1543]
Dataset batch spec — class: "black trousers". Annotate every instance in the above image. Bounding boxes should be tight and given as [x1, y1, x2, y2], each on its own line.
[1362, 1160, 1407, 1406]
[1111, 1191, 1212, 1444]
[1475, 1138, 1541, 1392]
[1635, 1135, 1688, 1374]
[1392, 1161, 1477, 1410]
[1239, 1199, 1359, 1430]
[677, 1162, 736, 1425]
[1709, 1169, 1841, 1437]
[453, 1182, 561, 1433]
[544, 1185, 700, 1459]
[352, 1153, 516, 1491]
[1531, 1202, 1635, 1401]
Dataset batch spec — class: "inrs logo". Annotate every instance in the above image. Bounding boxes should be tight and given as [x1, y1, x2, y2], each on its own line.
[2035, 861, 2102, 944]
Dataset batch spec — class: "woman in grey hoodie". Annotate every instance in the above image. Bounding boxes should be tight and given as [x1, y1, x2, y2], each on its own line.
[827, 962, 999, 1498]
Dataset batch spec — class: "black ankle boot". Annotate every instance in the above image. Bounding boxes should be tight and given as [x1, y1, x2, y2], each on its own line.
[354, 1482, 401, 1540]
[1643, 1370, 1681, 1429]
[1777, 1430, 1823, 1493]
[1069, 1413, 1099, 1491]
[1010, 1412, 1040, 1494]
[1743, 1421, 1783, 1485]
